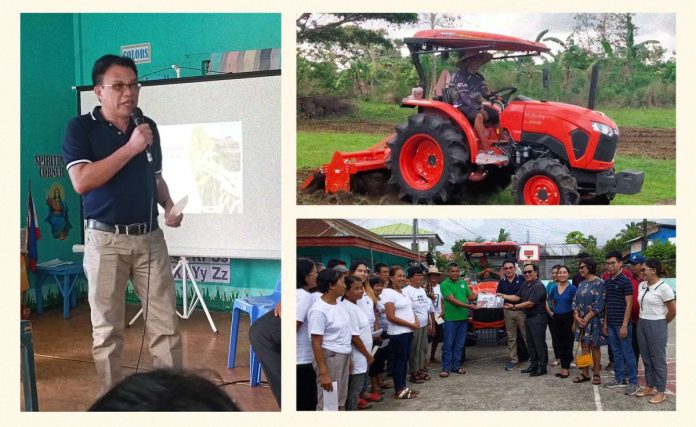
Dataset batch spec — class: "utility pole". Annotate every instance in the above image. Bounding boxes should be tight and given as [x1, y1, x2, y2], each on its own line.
[412, 219, 420, 261]
[641, 218, 648, 252]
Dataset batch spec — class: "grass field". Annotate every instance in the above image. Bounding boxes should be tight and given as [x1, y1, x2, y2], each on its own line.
[325, 101, 676, 129]
[297, 131, 675, 205]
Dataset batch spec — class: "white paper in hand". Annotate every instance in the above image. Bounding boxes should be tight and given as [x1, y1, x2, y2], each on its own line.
[322, 381, 339, 411]
[170, 195, 188, 217]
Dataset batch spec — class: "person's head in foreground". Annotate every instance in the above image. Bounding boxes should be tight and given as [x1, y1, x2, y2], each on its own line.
[89, 369, 239, 411]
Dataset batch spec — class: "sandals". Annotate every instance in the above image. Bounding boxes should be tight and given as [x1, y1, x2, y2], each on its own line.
[363, 392, 383, 402]
[395, 388, 418, 399]
[439, 371, 449, 378]
[636, 387, 657, 397]
[592, 374, 601, 385]
[573, 374, 591, 383]
[555, 373, 570, 378]
[357, 398, 373, 409]
[649, 393, 667, 404]
[452, 368, 466, 375]
[416, 370, 431, 381]
[409, 374, 425, 384]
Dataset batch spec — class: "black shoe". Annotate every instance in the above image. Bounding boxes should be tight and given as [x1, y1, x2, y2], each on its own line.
[521, 366, 536, 374]
[530, 370, 547, 377]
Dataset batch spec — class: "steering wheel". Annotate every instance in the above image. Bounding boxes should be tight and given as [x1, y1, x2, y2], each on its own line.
[488, 86, 518, 104]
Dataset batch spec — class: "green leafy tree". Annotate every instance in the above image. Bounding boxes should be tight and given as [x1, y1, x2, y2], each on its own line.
[496, 228, 511, 243]
[643, 240, 676, 276]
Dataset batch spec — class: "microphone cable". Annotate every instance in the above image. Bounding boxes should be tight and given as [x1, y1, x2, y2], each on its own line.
[135, 121, 156, 374]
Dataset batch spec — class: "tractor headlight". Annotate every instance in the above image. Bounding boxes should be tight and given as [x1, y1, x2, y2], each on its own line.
[592, 121, 617, 136]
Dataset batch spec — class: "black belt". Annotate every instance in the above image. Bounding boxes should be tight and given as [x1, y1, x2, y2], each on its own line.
[85, 219, 158, 235]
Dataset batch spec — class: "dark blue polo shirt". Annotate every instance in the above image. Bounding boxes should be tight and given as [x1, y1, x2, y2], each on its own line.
[497, 274, 524, 295]
[604, 272, 633, 326]
[515, 279, 547, 316]
[62, 106, 162, 225]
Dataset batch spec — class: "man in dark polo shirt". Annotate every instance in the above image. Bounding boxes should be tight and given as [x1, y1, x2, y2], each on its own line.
[62, 54, 183, 395]
[624, 253, 645, 365]
[602, 251, 638, 394]
[498, 263, 548, 376]
[496, 260, 527, 371]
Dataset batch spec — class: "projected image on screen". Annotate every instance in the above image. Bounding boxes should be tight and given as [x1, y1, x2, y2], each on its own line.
[160, 122, 243, 214]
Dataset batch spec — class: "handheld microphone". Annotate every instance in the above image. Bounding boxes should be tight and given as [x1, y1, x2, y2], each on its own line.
[131, 107, 153, 163]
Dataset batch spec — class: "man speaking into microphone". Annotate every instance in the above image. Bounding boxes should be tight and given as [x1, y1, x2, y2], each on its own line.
[62, 54, 183, 395]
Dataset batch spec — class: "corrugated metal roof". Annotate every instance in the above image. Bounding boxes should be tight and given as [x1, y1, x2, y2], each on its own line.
[370, 223, 435, 235]
[297, 219, 417, 255]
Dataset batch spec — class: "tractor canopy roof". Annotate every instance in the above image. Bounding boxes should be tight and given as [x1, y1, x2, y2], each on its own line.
[405, 29, 549, 57]
[461, 241, 519, 256]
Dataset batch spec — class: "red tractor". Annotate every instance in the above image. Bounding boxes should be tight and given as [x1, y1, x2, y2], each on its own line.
[302, 29, 644, 204]
[462, 241, 519, 344]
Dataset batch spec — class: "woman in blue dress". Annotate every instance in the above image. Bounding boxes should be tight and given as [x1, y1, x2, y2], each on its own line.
[572, 257, 606, 385]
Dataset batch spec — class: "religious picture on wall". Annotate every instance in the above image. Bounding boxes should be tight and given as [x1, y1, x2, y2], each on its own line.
[44, 182, 72, 240]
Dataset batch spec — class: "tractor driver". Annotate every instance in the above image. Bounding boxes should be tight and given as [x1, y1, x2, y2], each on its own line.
[452, 51, 503, 153]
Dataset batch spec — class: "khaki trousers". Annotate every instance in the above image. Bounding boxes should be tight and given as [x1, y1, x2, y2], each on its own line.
[83, 228, 182, 395]
[313, 349, 350, 410]
[504, 308, 527, 363]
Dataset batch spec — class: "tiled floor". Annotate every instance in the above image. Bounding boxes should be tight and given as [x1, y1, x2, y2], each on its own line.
[22, 303, 279, 411]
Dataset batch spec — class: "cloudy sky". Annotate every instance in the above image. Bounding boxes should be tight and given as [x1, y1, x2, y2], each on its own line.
[361, 13, 676, 57]
[349, 218, 676, 252]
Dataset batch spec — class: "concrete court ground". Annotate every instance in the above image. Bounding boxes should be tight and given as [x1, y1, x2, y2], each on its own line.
[21, 303, 279, 411]
[375, 321, 676, 411]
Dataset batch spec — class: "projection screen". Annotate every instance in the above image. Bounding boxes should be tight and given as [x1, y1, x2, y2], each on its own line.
[78, 71, 281, 259]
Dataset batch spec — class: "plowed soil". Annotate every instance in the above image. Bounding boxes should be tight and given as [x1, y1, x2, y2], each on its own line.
[297, 121, 675, 205]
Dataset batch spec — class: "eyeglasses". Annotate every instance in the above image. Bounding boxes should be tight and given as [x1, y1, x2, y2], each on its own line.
[579, 265, 588, 270]
[640, 267, 654, 273]
[100, 82, 142, 92]
[523, 270, 534, 275]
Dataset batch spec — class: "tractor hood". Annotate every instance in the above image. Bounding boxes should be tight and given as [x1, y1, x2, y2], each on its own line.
[520, 100, 618, 130]
[503, 99, 620, 170]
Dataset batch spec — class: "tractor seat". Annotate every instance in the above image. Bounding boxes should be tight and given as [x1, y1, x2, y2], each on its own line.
[433, 69, 452, 103]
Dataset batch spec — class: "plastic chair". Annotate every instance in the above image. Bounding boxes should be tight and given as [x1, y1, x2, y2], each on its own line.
[227, 276, 281, 386]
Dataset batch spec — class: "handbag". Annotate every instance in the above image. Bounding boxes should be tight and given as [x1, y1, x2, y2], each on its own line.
[574, 329, 593, 368]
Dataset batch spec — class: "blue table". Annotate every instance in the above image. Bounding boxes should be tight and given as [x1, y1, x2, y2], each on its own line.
[35, 264, 84, 318]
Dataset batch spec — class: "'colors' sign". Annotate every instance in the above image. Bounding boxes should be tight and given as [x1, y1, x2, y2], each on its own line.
[121, 43, 151, 64]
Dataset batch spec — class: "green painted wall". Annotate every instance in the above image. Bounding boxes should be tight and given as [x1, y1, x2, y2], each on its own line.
[297, 246, 412, 270]
[21, 13, 281, 313]
[75, 13, 281, 83]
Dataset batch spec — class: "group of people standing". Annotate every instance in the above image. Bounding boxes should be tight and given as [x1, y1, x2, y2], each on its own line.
[296, 252, 676, 410]
[497, 252, 675, 405]
[296, 258, 449, 409]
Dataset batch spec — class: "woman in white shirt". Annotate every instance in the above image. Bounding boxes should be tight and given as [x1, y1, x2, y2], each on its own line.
[342, 275, 375, 410]
[404, 266, 435, 384]
[381, 266, 420, 399]
[349, 261, 381, 403]
[368, 276, 392, 395]
[308, 268, 352, 410]
[635, 259, 676, 404]
[296, 258, 318, 410]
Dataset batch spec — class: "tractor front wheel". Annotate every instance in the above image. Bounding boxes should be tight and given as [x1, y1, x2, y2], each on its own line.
[388, 113, 469, 204]
[511, 158, 580, 205]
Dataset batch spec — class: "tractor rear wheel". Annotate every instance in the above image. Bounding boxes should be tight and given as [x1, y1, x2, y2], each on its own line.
[388, 113, 469, 204]
[511, 158, 580, 205]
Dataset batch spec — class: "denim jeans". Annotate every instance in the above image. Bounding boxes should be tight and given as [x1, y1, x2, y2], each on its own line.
[442, 320, 468, 372]
[607, 323, 637, 385]
[389, 332, 413, 391]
